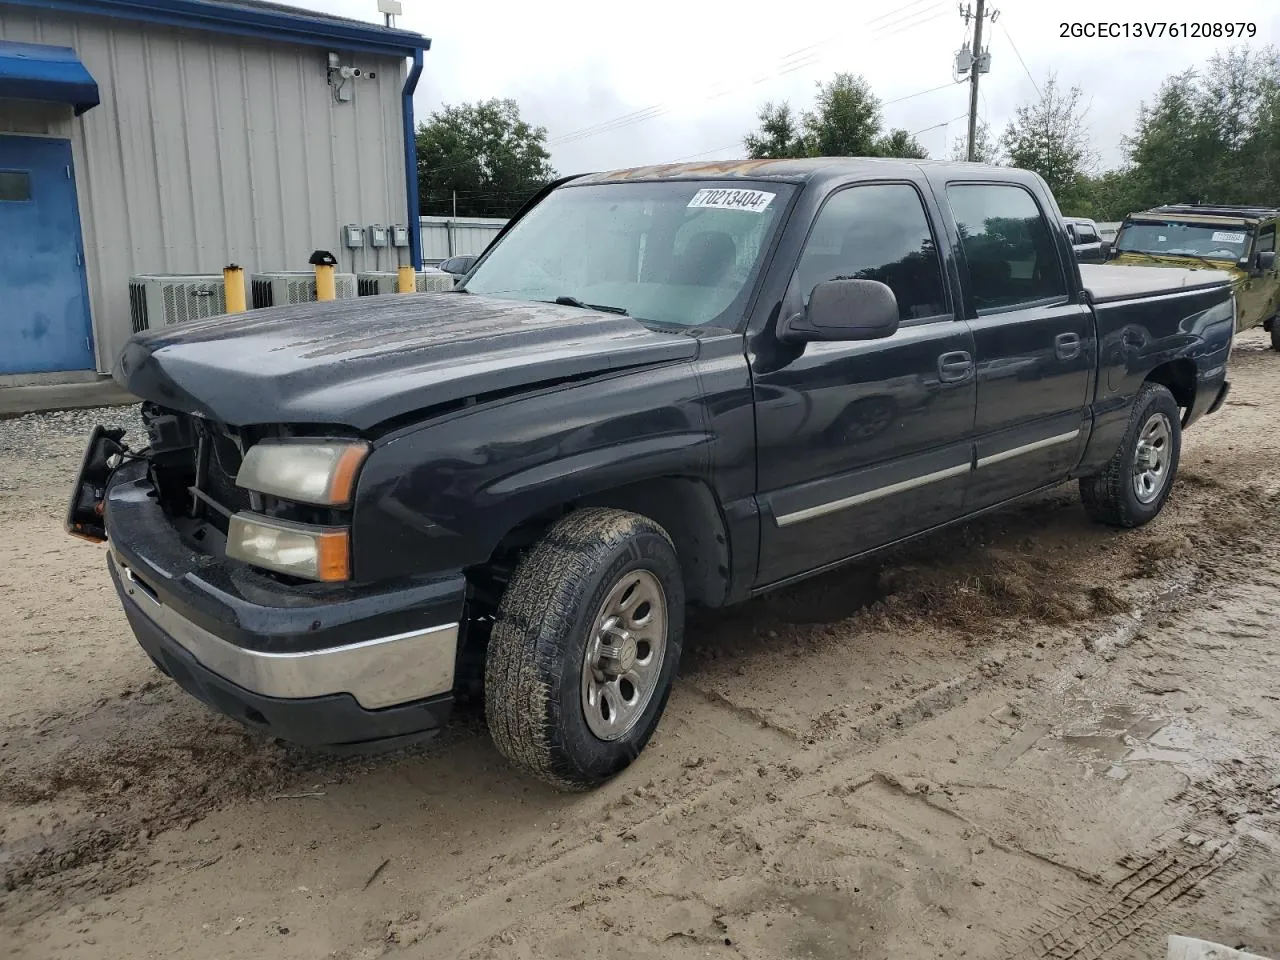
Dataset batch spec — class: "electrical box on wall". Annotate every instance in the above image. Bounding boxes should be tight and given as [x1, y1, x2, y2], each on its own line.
[343, 224, 365, 248]
[368, 224, 389, 248]
[391, 224, 410, 248]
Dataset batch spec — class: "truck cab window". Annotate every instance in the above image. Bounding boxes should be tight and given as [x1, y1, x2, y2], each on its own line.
[947, 184, 1067, 310]
[1257, 224, 1275, 253]
[795, 183, 947, 322]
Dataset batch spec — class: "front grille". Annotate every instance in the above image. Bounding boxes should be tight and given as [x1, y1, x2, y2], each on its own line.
[203, 430, 251, 517]
[142, 404, 251, 529]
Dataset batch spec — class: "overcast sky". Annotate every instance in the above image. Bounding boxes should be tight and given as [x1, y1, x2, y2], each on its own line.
[314, 0, 1278, 175]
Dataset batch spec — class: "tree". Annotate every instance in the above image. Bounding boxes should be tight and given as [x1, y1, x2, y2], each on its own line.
[875, 128, 929, 160]
[1001, 75, 1097, 208]
[744, 73, 930, 160]
[416, 99, 556, 219]
[949, 119, 1001, 163]
[804, 73, 883, 157]
[1066, 169, 1144, 221]
[1116, 45, 1280, 211]
[743, 101, 806, 159]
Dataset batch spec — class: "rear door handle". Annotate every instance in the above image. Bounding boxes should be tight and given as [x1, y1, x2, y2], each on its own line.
[1055, 332, 1081, 361]
[937, 351, 973, 383]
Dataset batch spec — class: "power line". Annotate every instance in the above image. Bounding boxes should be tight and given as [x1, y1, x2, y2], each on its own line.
[668, 141, 744, 163]
[546, 1, 951, 148]
[999, 22, 1041, 97]
[911, 112, 969, 136]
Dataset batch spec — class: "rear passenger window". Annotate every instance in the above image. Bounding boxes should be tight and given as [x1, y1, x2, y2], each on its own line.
[1257, 225, 1275, 253]
[795, 183, 947, 322]
[1078, 225, 1099, 243]
[947, 184, 1067, 310]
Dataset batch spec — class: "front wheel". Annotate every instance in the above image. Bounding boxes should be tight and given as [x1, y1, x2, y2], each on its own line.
[1269, 318, 1280, 352]
[1080, 382, 1182, 528]
[485, 508, 684, 790]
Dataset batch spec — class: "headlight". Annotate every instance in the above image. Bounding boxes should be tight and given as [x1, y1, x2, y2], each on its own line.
[236, 440, 369, 506]
[227, 514, 350, 582]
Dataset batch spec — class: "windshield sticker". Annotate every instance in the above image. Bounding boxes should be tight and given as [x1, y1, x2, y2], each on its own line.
[1211, 231, 1247, 243]
[687, 188, 775, 213]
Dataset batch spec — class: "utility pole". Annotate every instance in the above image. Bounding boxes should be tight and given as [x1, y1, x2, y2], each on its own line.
[965, 0, 985, 162]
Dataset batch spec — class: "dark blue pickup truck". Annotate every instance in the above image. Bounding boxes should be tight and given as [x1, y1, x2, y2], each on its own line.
[68, 159, 1235, 790]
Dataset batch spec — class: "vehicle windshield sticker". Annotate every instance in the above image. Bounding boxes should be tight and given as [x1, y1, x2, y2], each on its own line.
[687, 188, 775, 213]
[1211, 231, 1247, 243]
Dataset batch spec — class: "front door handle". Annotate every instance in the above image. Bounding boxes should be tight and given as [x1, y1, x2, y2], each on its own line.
[1055, 332, 1082, 361]
[937, 351, 973, 383]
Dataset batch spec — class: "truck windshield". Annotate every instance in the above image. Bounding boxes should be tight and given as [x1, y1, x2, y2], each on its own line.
[1116, 221, 1251, 261]
[461, 180, 794, 328]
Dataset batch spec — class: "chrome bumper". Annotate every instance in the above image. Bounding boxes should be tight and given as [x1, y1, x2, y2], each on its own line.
[113, 554, 458, 709]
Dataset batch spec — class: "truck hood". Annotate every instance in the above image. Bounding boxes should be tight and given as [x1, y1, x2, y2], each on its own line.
[115, 293, 699, 430]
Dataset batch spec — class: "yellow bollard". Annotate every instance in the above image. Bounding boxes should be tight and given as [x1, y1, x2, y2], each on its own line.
[309, 250, 337, 302]
[223, 264, 246, 313]
[397, 264, 416, 294]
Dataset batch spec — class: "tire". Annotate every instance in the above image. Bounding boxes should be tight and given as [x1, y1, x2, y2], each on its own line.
[485, 508, 684, 790]
[1080, 382, 1181, 528]
[1270, 319, 1280, 352]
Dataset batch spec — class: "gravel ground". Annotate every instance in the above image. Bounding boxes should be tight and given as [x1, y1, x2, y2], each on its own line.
[0, 406, 144, 494]
[3, 333, 1280, 960]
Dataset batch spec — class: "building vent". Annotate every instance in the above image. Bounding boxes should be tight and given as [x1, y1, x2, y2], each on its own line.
[356, 270, 457, 296]
[128, 275, 227, 332]
[250, 271, 357, 308]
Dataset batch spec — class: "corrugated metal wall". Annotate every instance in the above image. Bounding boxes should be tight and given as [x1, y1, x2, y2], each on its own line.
[0, 7, 410, 373]
[419, 216, 507, 262]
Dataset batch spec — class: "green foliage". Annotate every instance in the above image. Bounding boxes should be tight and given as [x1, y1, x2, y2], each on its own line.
[416, 99, 556, 218]
[743, 101, 806, 159]
[744, 73, 930, 160]
[876, 128, 930, 160]
[1001, 75, 1096, 205]
[950, 119, 1001, 163]
[1065, 45, 1280, 221]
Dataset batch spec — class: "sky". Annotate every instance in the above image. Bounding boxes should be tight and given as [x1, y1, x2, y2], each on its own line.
[312, 0, 1278, 176]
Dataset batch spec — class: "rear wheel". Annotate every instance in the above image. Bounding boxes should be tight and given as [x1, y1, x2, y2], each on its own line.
[1080, 382, 1181, 528]
[1270, 318, 1280, 352]
[485, 508, 683, 790]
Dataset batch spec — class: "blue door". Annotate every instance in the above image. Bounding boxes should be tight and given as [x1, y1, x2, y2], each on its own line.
[0, 136, 94, 373]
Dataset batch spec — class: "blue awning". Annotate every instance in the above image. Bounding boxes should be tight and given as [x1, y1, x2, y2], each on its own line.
[0, 41, 99, 115]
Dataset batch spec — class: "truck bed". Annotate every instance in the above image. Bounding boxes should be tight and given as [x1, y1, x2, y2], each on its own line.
[1080, 263, 1234, 304]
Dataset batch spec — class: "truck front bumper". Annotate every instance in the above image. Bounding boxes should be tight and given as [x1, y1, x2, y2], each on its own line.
[104, 460, 466, 748]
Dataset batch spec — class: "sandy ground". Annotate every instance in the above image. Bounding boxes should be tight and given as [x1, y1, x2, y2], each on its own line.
[2, 332, 1279, 960]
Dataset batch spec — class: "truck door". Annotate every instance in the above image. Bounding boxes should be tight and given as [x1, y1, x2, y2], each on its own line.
[942, 182, 1094, 510]
[752, 180, 976, 586]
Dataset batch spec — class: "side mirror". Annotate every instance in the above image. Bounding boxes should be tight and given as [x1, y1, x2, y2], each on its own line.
[440, 255, 478, 276]
[1255, 250, 1276, 273]
[780, 279, 900, 343]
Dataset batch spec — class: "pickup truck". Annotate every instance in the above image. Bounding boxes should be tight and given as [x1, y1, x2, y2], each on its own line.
[67, 158, 1236, 790]
[1064, 216, 1106, 263]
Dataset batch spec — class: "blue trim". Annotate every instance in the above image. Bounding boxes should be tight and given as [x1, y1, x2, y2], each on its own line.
[5, 0, 431, 58]
[403, 48, 423, 270]
[0, 41, 100, 115]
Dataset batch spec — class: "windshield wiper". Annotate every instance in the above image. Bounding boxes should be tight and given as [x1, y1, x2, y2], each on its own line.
[550, 295, 629, 316]
[1118, 250, 1228, 270]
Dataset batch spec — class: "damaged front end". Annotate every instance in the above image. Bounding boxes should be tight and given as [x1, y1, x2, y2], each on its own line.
[65, 425, 130, 542]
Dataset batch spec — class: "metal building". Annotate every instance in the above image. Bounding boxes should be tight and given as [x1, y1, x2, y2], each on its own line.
[0, 0, 430, 379]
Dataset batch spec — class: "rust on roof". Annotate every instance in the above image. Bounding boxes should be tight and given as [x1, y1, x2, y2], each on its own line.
[576, 158, 839, 184]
